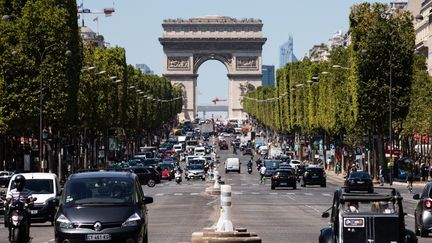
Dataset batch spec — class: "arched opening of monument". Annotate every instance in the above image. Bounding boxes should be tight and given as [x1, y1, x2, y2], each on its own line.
[196, 60, 228, 120]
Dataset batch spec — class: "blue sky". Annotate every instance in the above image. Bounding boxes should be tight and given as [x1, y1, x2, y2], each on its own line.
[78, 0, 390, 116]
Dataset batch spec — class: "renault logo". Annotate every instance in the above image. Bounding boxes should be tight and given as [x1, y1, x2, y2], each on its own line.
[94, 222, 102, 231]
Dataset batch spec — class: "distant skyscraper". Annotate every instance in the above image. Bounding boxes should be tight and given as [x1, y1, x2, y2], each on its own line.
[262, 65, 275, 87]
[135, 64, 153, 74]
[279, 35, 298, 68]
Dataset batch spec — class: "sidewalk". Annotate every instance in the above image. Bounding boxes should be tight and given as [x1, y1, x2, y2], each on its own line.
[325, 169, 430, 187]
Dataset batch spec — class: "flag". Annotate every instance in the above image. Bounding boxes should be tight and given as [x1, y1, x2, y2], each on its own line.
[93, 16, 98, 21]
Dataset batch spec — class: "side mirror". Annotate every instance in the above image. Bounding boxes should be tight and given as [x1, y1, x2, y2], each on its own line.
[142, 196, 153, 205]
[413, 194, 420, 200]
[322, 212, 330, 218]
[51, 198, 59, 206]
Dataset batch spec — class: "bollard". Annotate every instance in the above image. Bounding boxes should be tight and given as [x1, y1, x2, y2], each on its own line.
[213, 170, 220, 189]
[216, 185, 234, 232]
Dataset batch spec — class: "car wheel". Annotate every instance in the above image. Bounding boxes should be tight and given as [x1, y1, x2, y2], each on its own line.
[147, 179, 156, 187]
[415, 216, 420, 236]
[238, 170, 240, 174]
[293, 184, 297, 190]
[301, 179, 306, 187]
[420, 226, 428, 237]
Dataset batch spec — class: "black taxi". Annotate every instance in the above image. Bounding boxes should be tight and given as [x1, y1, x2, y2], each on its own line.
[319, 187, 417, 243]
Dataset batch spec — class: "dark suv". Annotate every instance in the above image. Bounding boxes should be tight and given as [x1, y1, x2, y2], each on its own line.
[127, 167, 161, 187]
[300, 165, 326, 187]
[55, 171, 153, 243]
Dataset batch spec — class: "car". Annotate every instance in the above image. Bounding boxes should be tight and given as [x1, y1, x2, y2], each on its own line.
[0, 171, 14, 187]
[258, 145, 269, 155]
[218, 140, 229, 150]
[413, 181, 432, 237]
[301, 165, 326, 187]
[289, 160, 301, 170]
[263, 160, 281, 177]
[271, 169, 296, 190]
[6, 173, 61, 225]
[54, 171, 153, 243]
[242, 148, 253, 156]
[185, 164, 205, 181]
[319, 187, 417, 243]
[344, 171, 373, 193]
[225, 158, 240, 173]
[127, 167, 161, 187]
[159, 163, 175, 180]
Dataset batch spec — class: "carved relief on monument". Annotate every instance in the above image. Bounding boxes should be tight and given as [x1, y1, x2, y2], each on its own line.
[167, 57, 191, 71]
[236, 56, 259, 70]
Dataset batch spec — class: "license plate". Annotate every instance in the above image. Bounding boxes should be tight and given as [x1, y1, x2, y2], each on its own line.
[85, 234, 111, 241]
[30, 210, 38, 215]
[312, 175, 318, 178]
[280, 182, 287, 186]
[357, 181, 364, 184]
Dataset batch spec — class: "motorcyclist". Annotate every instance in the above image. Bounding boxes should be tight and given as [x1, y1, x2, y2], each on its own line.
[5, 175, 33, 242]
[247, 159, 253, 168]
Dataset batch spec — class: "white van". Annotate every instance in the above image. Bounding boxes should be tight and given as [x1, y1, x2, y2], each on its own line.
[225, 158, 241, 173]
[194, 147, 206, 156]
[7, 173, 61, 224]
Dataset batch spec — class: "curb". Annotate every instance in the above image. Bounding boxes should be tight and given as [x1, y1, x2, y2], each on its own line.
[192, 228, 261, 243]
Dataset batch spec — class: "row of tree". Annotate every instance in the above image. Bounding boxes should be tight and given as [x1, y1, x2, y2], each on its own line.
[0, 0, 182, 172]
[244, 3, 432, 173]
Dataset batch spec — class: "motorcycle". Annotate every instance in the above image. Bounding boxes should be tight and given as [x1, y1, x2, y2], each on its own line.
[175, 171, 182, 184]
[3, 196, 37, 243]
[247, 166, 253, 174]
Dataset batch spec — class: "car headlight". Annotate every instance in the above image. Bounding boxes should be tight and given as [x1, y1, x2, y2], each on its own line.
[56, 214, 74, 229]
[122, 213, 141, 227]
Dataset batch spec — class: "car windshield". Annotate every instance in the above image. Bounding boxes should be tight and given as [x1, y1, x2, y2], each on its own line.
[342, 200, 396, 214]
[11, 179, 54, 194]
[187, 165, 203, 170]
[265, 160, 280, 169]
[160, 164, 173, 170]
[349, 172, 371, 179]
[187, 141, 198, 146]
[306, 167, 323, 173]
[64, 177, 134, 205]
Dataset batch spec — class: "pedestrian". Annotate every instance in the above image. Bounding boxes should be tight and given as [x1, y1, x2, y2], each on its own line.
[259, 164, 267, 184]
[407, 168, 413, 193]
[335, 162, 341, 175]
[379, 166, 384, 186]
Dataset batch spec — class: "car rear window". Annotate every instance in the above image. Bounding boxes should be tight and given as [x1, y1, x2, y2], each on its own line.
[11, 179, 54, 194]
[349, 172, 371, 179]
[275, 170, 293, 176]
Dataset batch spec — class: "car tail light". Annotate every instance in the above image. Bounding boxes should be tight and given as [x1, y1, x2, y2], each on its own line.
[288, 176, 295, 180]
[272, 175, 279, 180]
[424, 199, 432, 209]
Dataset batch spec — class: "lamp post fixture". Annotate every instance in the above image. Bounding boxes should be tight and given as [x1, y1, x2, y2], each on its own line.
[38, 45, 71, 172]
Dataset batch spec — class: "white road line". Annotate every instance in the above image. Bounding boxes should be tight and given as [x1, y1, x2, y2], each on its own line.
[322, 193, 332, 197]
[269, 192, 278, 195]
[287, 195, 295, 201]
[304, 193, 313, 196]
[174, 193, 183, 196]
[190, 192, 199, 196]
[233, 191, 243, 195]
[252, 192, 260, 195]
[252, 184, 259, 186]
[407, 214, 415, 218]
[155, 193, 164, 196]
[227, 178, 233, 181]
[207, 198, 219, 206]
[287, 192, 295, 195]
[305, 205, 321, 213]
[241, 183, 248, 186]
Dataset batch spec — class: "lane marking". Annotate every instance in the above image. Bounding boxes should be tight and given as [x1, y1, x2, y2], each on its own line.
[174, 193, 183, 196]
[241, 183, 248, 186]
[252, 184, 259, 186]
[269, 192, 278, 195]
[207, 198, 218, 206]
[322, 193, 331, 197]
[287, 195, 295, 201]
[306, 204, 321, 213]
[252, 192, 260, 195]
[190, 192, 199, 196]
[407, 214, 415, 218]
[304, 193, 313, 196]
[287, 192, 295, 195]
[233, 191, 243, 195]
[155, 193, 164, 196]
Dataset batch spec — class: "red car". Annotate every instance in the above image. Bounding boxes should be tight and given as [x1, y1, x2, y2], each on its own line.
[159, 163, 175, 180]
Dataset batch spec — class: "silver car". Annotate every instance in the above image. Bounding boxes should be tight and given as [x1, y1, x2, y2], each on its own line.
[185, 164, 205, 181]
[413, 181, 432, 237]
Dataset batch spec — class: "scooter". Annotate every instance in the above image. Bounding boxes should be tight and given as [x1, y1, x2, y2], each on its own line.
[3, 196, 37, 243]
[247, 166, 253, 174]
[175, 171, 182, 184]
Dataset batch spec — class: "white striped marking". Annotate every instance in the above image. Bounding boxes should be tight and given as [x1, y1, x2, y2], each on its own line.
[252, 192, 260, 195]
[190, 193, 199, 196]
[241, 184, 248, 186]
[287, 192, 295, 195]
[233, 191, 243, 195]
[269, 192, 278, 195]
[252, 184, 259, 186]
[407, 214, 415, 218]
[306, 205, 321, 213]
[304, 193, 313, 196]
[322, 193, 331, 197]
[174, 193, 183, 196]
[155, 193, 164, 196]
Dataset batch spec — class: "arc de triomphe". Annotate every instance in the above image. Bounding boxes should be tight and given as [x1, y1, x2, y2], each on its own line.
[159, 16, 267, 120]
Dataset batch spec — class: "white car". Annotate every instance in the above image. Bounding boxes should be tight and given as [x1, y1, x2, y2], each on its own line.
[289, 159, 302, 170]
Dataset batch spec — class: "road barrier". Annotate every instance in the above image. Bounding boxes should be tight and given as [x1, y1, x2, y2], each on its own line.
[216, 185, 233, 232]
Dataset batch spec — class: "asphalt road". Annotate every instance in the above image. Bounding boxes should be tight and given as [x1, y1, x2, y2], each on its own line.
[0, 135, 431, 243]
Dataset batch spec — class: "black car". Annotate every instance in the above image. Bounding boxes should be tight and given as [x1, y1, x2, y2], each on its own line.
[271, 169, 296, 190]
[413, 181, 432, 237]
[55, 171, 153, 243]
[263, 160, 281, 177]
[319, 187, 417, 243]
[127, 167, 161, 187]
[301, 165, 326, 187]
[0, 171, 14, 187]
[344, 171, 373, 193]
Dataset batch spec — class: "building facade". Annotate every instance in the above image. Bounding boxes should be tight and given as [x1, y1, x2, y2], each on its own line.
[262, 65, 275, 86]
[136, 64, 154, 74]
[80, 26, 106, 48]
[309, 30, 350, 62]
[407, 0, 432, 75]
[279, 36, 297, 68]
